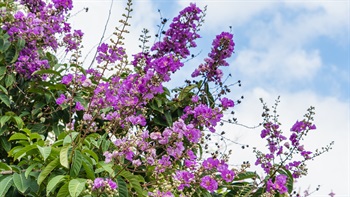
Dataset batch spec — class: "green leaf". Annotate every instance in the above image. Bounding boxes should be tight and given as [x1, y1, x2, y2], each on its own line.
[63, 132, 79, 145]
[16, 38, 25, 50]
[57, 182, 69, 197]
[0, 38, 11, 52]
[0, 162, 12, 171]
[37, 158, 60, 185]
[82, 149, 99, 163]
[234, 171, 258, 181]
[60, 144, 71, 168]
[1, 115, 12, 127]
[119, 170, 145, 197]
[25, 163, 38, 178]
[47, 175, 66, 196]
[12, 116, 24, 129]
[5, 74, 15, 88]
[117, 176, 129, 197]
[68, 179, 86, 197]
[97, 161, 114, 175]
[0, 136, 11, 152]
[13, 172, 31, 194]
[0, 93, 10, 108]
[0, 84, 8, 94]
[82, 159, 95, 180]
[0, 175, 13, 196]
[9, 133, 27, 141]
[33, 69, 61, 76]
[37, 146, 51, 161]
[29, 132, 43, 141]
[0, 67, 6, 76]
[179, 84, 196, 101]
[164, 110, 173, 126]
[70, 150, 83, 178]
[14, 144, 37, 161]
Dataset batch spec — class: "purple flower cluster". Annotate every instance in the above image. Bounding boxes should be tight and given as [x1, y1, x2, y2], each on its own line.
[151, 3, 202, 59]
[92, 177, 117, 190]
[255, 119, 317, 190]
[200, 175, 218, 192]
[266, 174, 288, 194]
[182, 104, 223, 132]
[96, 43, 125, 64]
[192, 32, 235, 83]
[3, 1, 81, 77]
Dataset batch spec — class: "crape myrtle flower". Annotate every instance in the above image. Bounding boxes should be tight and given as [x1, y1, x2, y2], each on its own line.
[191, 32, 235, 83]
[92, 177, 118, 190]
[266, 174, 288, 194]
[200, 175, 218, 192]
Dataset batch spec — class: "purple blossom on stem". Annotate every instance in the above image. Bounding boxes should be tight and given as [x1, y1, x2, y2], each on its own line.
[266, 174, 288, 194]
[200, 175, 218, 192]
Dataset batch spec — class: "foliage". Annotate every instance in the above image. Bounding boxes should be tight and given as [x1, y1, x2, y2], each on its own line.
[0, 0, 333, 196]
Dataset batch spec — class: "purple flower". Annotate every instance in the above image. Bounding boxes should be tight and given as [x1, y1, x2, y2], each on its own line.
[56, 94, 66, 105]
[75, 101, 84, 111]
[202, 157, 219, 170]
[106, 179, 118, 189]
[220, 97, 234, 109]
[221, 169, 235, 182]
[61, 74, 73, 85]
[267, 174, 288, 194]
[200, 175, 218, 192]
[92, 178, 104, 190]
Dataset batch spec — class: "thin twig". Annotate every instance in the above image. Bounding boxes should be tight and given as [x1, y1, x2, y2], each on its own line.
[88, 0, 114, 69]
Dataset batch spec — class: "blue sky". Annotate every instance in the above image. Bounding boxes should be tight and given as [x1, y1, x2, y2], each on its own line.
[70, 0, 349, 196]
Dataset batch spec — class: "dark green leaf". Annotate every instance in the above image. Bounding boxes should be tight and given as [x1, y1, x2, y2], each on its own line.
[0, 176, 13, 196]
[0, 136, 11, 152]
[56, 182, 69, 197]
[117, 176, 128, 197]
[5, 74, 15, 88]
[0, 93, 11, 107]
[70, 150, 83, 178]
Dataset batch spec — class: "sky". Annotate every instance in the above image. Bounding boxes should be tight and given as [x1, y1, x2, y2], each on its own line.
[69, 0, 349, 196]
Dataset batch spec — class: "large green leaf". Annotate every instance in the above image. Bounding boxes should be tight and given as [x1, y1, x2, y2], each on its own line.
[14, 144, 38, 161]
[0, 175, 13, 196]
[117, 176, 129, 197]
[82, 158, 95, 180]
[70, 150, 83, 178]
[12, 172, 31, 194]
[68, 179, 86, 197]
[8, 133, 27, 141]
[60, 144, 71, 168]
[46, 175, 66, 196]
[5, 74, 15, 88]
[119, 170, 145, 196]
[1, 115, 12, 127]
[0, 93, 10, 108]
[57, 182, 69, 197]
[37, 158, 60, 185]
